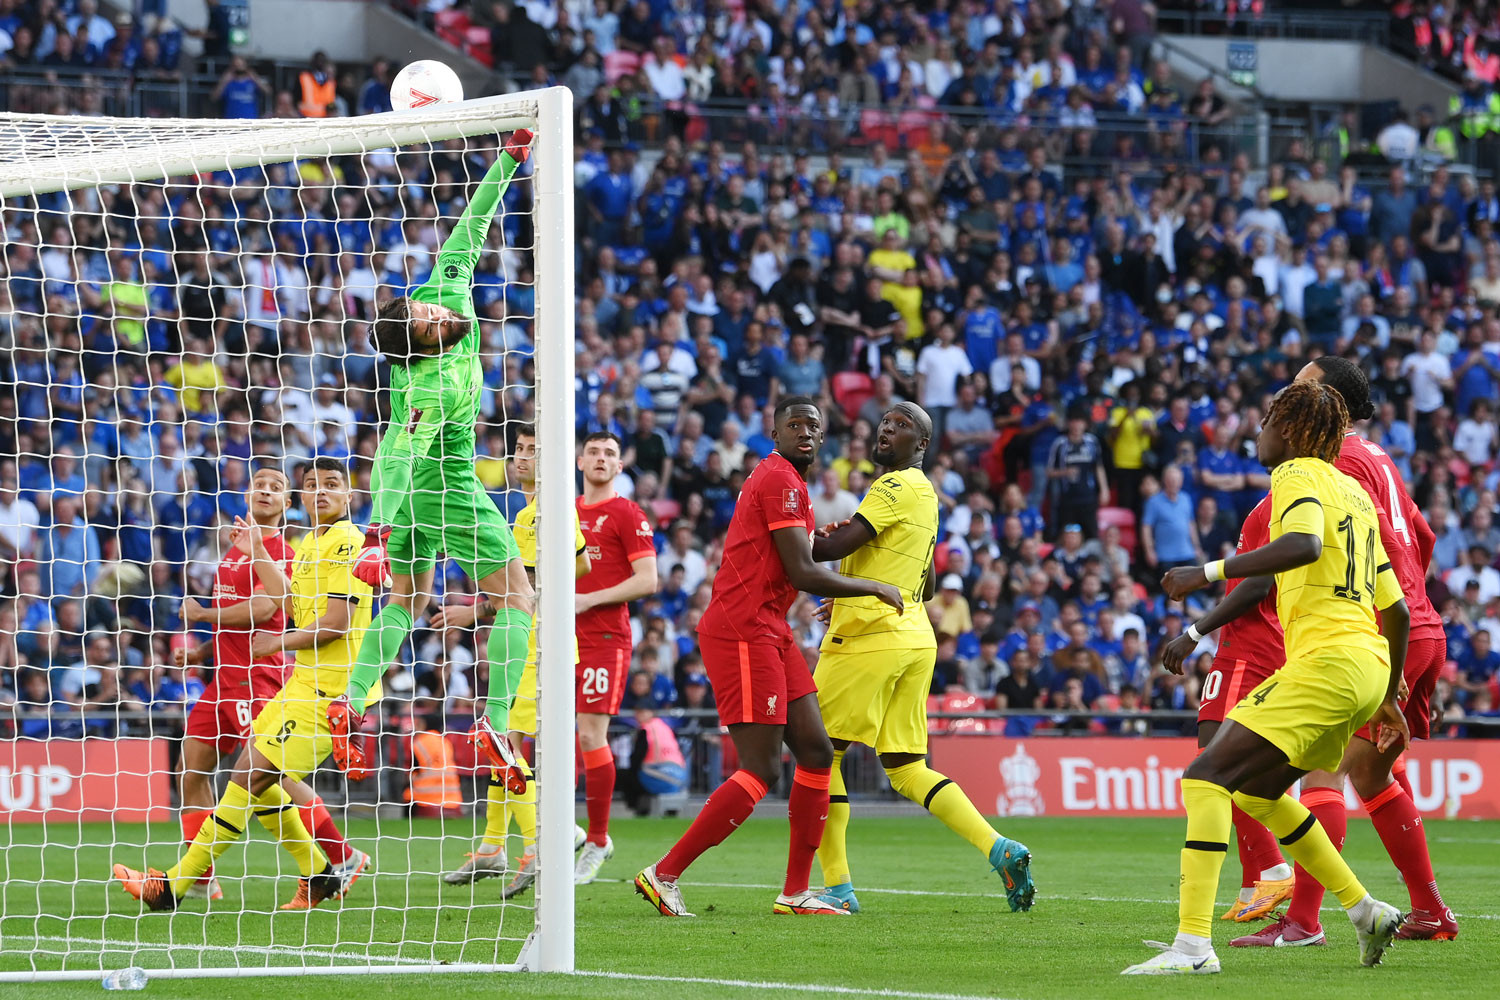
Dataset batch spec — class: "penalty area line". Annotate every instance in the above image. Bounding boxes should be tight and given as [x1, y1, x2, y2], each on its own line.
[571, 969, 1018, 1000]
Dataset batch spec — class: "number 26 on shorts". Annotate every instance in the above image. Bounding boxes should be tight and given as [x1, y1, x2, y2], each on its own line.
[581, 667, 610, 696]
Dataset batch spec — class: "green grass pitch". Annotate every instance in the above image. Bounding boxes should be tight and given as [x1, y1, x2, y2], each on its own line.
[2, 814, 1494, 998]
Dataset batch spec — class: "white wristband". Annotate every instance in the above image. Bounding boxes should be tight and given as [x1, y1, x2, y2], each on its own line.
[1187, 623, 1204, 642]
[1203, 559, 1226, 583]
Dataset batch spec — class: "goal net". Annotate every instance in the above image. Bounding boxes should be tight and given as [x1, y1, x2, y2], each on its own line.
[0, 87, 577, 983]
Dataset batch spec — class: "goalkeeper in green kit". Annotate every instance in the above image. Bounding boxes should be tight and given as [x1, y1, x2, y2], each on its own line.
[327, 130, 534, 795]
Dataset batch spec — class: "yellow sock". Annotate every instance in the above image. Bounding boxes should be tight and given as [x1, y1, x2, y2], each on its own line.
[511, 758, 537, 852]
[816, 748, 851, 887]
[168, 781, 254, 896]
[1178, 778, 1232, 939]
[481, 772, 510, 848]
[1233, 791, 1367, 908]
[253, 784, 325, 877]
[885, 760, 997, 854]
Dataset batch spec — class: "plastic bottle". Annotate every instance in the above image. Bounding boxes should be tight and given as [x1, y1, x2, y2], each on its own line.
[100, 967, 148, 990]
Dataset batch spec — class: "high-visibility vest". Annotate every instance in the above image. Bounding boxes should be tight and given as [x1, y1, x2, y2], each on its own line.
[1429, 125, 1457, 161]
[406, 730, 462, 810]
[641, 717, 686, 768]
[298, 70, 336, 118]
[1452, 92, 1490, 139]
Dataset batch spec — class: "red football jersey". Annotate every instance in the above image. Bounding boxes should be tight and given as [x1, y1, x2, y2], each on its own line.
[576, 493, 657, 644]
[211, 532, 294, 686]
[1334, 433, 1443, 638]
[1213, 494, 1285, 669]
[699, 451, 814, 643]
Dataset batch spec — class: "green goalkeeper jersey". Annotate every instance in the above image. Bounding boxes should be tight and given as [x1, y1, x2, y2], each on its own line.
[371, 152, 520, 525]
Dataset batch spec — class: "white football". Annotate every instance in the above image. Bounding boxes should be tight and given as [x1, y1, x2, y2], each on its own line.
[390, 60, 464, 111]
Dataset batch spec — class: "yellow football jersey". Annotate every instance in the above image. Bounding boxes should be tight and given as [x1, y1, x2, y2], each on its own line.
[513, 496, 587, 661]
[288, 518, 375, 693]
[1269, 457, 1403, 663]
[822, 466, 938, 651]
[512, 495, 587, 570]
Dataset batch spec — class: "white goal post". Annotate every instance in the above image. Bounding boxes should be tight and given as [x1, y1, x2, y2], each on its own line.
[0, 86, 576, 982]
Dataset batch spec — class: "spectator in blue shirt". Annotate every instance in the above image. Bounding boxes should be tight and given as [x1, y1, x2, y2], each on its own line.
[36, 497, 101, 601]
[214, 56, 269, 119]
[1141, 465, 1200, 571]
[585, 150, 634, 246]
[1459, 628, 1500, 705]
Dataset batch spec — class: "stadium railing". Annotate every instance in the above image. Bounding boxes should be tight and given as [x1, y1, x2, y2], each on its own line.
[1155, 7, 1390, 45]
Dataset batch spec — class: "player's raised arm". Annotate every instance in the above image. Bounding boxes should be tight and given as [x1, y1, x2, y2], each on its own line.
[440, 131, 533, 267]
[1159, 575, 1273, 674]
[771, 526, 903, 612]
[232, 515, 293, 609]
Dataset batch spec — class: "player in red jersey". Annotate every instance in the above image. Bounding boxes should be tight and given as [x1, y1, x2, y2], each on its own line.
[572, 431, 659, 884]
[1160, 494, 1295, 926]
[1283, 357, 1456, 940]
[175, 465, 364, 901]
[634, 397, 903, 918]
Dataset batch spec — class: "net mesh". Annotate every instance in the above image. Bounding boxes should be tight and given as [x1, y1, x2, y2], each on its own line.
[0, 100, 555, 979]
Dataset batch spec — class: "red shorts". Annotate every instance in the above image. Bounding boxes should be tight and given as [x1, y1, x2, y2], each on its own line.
[1198, 657, 1279, 725]
[1356, 632, 1445, 743]
[699, 632, 816, 726]
[576, 641, 631, 715]
[184, 674, 284, 754]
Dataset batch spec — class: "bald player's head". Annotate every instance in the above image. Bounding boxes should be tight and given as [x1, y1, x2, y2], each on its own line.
[873, 402, 932, 469]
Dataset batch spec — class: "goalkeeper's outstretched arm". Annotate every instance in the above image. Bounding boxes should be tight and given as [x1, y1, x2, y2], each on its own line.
[441, 129, 533, 269]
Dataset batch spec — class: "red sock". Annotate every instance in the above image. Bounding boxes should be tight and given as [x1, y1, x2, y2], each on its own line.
[1232, 802, 1283, 887]
[657, 770, 767, 882]
[582, 745, 616, 847]
[1362, 781, 1446, 915]
[182, 809, 214, 882]
[1392, 755, 1414, 802]
[299, 796, 352, 865]
[784, 766, 831, 896]
[1286, 786, 1347, 932]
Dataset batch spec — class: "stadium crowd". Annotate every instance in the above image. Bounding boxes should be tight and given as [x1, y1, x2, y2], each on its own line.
[1, 0, 1499, 753]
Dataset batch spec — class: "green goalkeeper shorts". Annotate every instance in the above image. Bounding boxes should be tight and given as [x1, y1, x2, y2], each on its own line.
[376, 458, 520, 582]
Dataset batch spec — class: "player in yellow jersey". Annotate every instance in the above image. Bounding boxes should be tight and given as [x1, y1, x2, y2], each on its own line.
[114, 457, 376, 912]
[809, 403, 1034, 914]
[1124, 381, 1408, 975]
[439, 424, 590, 891]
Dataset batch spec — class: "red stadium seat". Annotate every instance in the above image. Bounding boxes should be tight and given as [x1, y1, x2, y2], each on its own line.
[1441, 659, 1460, 684]
[947, 717, 999, 735]
[651, 497, 682, 528]
[831, 371, 874, 419]
[464, 27, 493, 67]
[1097, 506, 1137, 551]
[925, 694, 946, 734]
[604, 51, 641, 84]
[434, 9, 470, 48]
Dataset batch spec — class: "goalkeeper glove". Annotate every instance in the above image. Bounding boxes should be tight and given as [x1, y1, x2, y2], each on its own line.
[503, 128, 534, 165]
[353, 524, 392, 588]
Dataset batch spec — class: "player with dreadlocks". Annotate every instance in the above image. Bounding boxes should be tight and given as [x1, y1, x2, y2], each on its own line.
[1124, 381, 1408, 975]
[1254, 355, 1456, 943]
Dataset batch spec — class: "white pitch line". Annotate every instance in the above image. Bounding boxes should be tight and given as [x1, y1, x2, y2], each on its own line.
[7, 933, 437, 966]
[571, 969, 1018, 1000]
[606, 878, 1500, 921]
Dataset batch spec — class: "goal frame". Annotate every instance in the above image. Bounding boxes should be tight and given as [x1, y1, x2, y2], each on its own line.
[0, 86, 577, 982]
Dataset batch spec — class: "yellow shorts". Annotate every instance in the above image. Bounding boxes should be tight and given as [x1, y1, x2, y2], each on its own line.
[815, 643, 936, 755]
[1227, 646, 1387, 773]
[505, 655, 539, 736]
[252, 673, 333, 782]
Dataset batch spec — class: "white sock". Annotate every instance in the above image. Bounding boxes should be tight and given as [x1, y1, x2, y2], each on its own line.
[1237, 886, 1256, 903]
[1262, 863, 1293, 881]
[1346, 894, 1378, 925]
[1172, 932, 1212, 957]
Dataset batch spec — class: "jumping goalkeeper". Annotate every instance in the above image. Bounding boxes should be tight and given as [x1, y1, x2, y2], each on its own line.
[328, 130, 535, 793]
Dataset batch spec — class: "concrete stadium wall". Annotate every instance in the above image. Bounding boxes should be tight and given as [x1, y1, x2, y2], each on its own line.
[163, 0, 500, 97]
[1160, 35, 1455, 110]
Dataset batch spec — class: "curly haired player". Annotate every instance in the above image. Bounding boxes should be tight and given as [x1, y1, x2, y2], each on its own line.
[1125, 382, 1407, 975]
